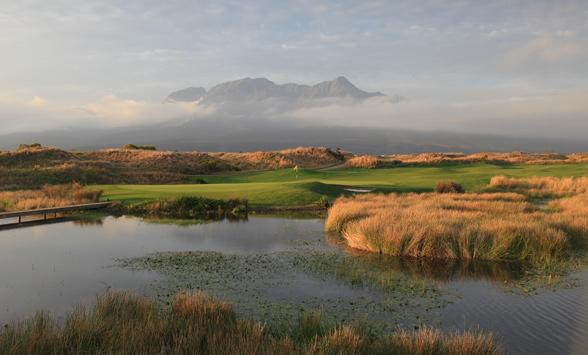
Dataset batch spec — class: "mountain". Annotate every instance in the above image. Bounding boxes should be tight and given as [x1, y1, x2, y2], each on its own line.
[4, 76, 586, 155]
[163, 87, 206, 103]
[295, 76, 384, 106]
[163, 76, 394, 108]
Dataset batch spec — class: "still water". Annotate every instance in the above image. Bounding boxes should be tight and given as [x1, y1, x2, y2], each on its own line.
[0, 215, 587, 354]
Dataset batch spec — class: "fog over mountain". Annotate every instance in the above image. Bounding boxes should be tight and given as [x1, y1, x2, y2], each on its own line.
[163, 76, 396, 109]
[1, 76, 587, 155]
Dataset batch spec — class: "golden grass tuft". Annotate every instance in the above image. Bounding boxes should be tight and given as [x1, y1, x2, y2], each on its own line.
[326, 192, 573, 261]
[0, 289, 503, 355]
[0, 183, 102, 212]
[490, 175, 588, 195]
[344, 155, 379, 169]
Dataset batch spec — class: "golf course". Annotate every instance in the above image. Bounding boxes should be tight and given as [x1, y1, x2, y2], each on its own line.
[91, 163, 588, 206]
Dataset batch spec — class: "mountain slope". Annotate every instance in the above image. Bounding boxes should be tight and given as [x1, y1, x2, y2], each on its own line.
[166, 76, 391, 108]
[163, 87, 206, 103]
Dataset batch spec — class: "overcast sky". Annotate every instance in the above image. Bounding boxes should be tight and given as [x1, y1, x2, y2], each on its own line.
[1, 0, 587, 138]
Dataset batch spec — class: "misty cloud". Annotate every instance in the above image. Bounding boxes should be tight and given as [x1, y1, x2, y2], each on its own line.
[283, 89, 588, 140]
[0, 0, 586, 143]
[0, 94, 216, 134]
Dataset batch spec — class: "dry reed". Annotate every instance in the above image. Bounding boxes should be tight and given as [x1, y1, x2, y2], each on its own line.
[0, 183, 102, 211]
[0, 289, 503, 354]
[326, 192, 573, 261]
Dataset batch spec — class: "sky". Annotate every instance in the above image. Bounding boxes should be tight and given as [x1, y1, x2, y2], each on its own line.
[1, 0, 587, 138]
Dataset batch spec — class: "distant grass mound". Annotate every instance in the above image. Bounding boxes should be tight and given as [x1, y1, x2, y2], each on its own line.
[0, 146, 349, 190]
[345, 151, 574, 169]
[210, 147, 349, 170]
[0, 146, 82, 168]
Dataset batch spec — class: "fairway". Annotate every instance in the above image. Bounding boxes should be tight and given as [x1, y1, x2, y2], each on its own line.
[91, 164, 588, 206]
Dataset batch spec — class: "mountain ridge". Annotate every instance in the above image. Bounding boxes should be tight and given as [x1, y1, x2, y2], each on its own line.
[163, 76, 395, 107]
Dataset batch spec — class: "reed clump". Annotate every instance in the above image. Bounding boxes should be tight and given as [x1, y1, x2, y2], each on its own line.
[326, 192, 574, 261]
[0, 289, 504, 354]
[0, 183, 102, 211]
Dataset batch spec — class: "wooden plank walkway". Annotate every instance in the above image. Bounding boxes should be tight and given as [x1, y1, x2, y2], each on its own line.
[0, 201, 119, 223]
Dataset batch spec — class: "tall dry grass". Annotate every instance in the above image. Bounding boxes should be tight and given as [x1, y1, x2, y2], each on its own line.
[211, 147, 348, 170]
[490, 175, 588, 195]
[326, 192, 572, 261]
[0, 289, 503, 355]
[344, 156, 379, 169]
[344, 151, 575, 168]
[0, 183, 102, 211]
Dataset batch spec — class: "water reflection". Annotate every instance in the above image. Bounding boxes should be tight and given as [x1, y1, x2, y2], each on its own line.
[141, 213, 249, 225]
[326, 232, 527, 283]
[1, 214, 587, 355]
[71, 219, 104, 227]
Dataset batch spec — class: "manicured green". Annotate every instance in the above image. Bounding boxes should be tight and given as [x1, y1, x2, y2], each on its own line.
[89, 164, 588, 206]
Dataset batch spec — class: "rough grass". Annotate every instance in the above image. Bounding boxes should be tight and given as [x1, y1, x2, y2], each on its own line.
[0, 183, 102, 212]
[344, 155, 380, 169]
[0, 289, 503, 355]
[210, 147, 348, 170]
[326, 192, 574, 261]
[345, 151, 573, 168]
[490, 175, 588, 195]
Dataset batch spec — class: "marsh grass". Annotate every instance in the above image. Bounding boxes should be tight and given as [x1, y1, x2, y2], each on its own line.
[0, 183, 102, 211]
[326, 192, 575, 261]
[0, 289, 503, 355]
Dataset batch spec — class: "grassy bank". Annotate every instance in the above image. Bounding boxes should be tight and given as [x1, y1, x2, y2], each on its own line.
[90, 163, 588, 206]
[325, 176, 588, 261]
[119, 195, 248, 216]
[0, 289, 503, 355]
[0, 183, 102, 212]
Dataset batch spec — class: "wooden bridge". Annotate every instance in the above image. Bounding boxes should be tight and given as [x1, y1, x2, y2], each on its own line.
[0, 201, 119, 224]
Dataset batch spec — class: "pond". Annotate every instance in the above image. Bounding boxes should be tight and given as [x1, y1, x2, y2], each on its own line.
[0, 215, 587, 354]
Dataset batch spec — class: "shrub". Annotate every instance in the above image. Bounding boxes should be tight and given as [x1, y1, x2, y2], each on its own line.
[199, 159, 218, 172]
[434, 181, 464, 193]
[317, 196, 331, 208]
[123, 144, 156, 151]
[138, 145, 156, 151]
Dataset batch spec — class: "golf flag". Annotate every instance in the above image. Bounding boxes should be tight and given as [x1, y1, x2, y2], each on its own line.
[294, 165, 298, 172]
